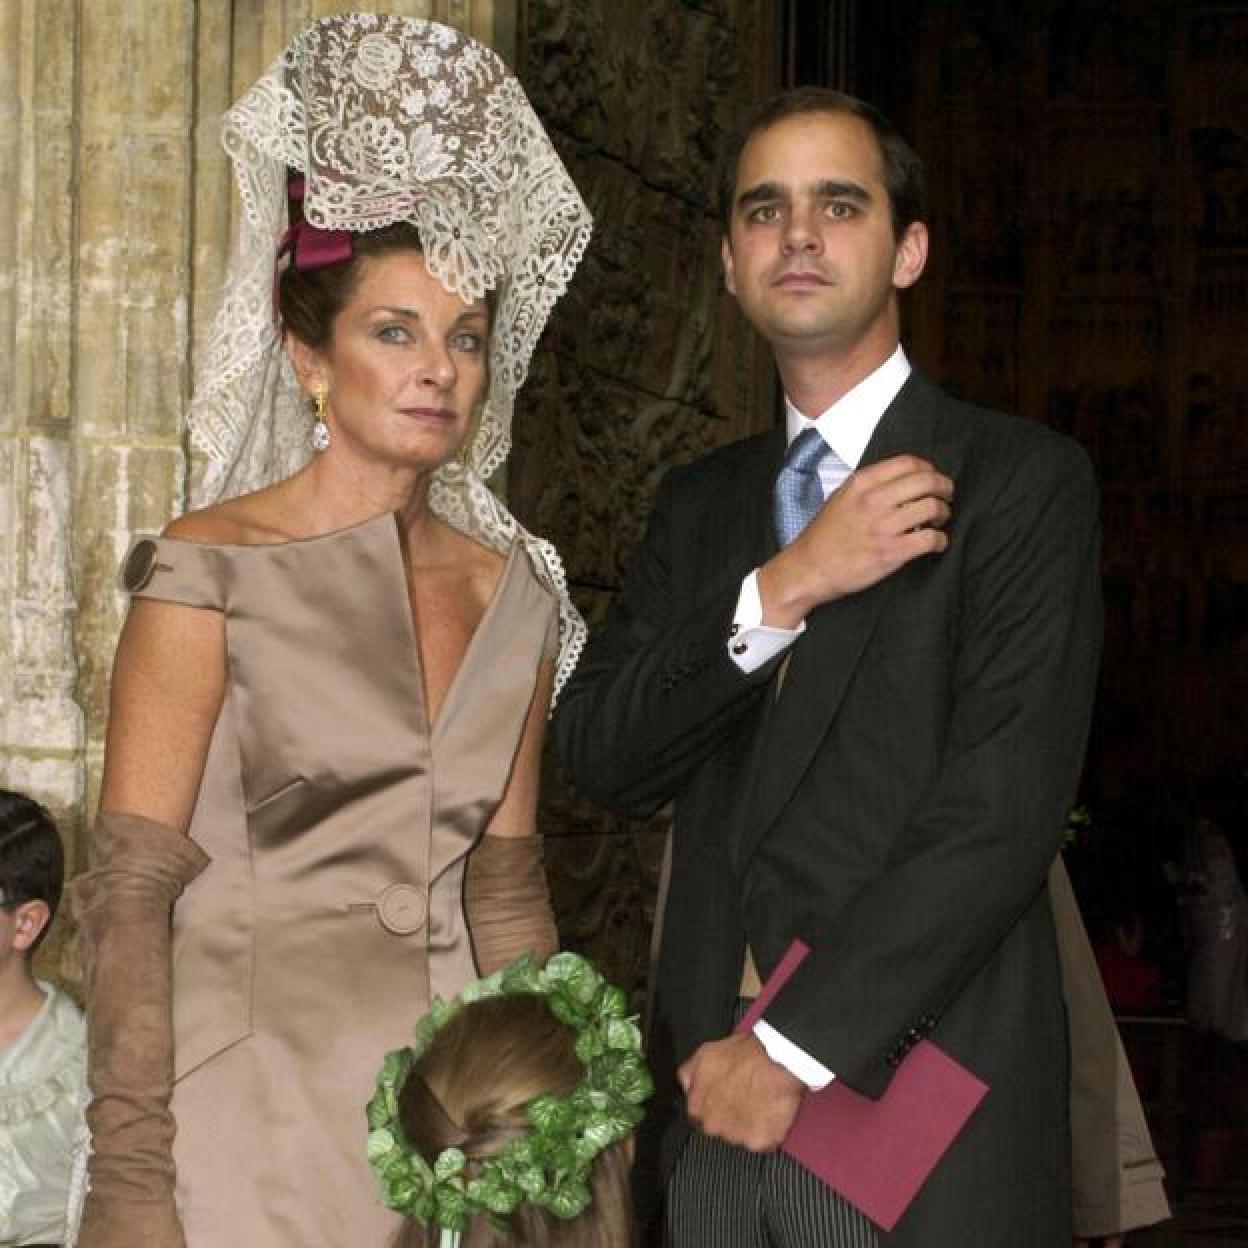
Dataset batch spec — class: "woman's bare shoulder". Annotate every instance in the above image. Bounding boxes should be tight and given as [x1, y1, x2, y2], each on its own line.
[162, 484, 296, 546]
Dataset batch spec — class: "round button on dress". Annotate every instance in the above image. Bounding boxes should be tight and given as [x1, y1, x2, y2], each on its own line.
[375, 883, 427, 935]
[122, 538, 160, 592]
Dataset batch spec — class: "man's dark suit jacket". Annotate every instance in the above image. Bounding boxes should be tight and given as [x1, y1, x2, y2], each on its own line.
[553, 369, 1103, 1246]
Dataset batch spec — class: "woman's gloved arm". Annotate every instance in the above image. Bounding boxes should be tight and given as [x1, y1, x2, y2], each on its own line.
[73, 813, 208, 1247]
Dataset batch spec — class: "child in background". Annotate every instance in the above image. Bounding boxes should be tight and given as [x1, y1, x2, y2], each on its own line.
[1092, 908, 1165, 1017]
[369, 953, 649, 1248]
[0, 790, 88, 1246]
[1183, 815, 1248, 1043]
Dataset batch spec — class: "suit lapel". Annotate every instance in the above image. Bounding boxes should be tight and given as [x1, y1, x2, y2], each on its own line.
[735, 371, 948, 867]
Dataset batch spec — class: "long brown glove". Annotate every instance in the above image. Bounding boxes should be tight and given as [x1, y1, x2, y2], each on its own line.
[73, 812, 209, 1248]
[463, 833, 558, 974]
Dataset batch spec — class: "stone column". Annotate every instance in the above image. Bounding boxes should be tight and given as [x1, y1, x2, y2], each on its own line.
[0, 0, 88, 865]
[72, 0, 199, 823]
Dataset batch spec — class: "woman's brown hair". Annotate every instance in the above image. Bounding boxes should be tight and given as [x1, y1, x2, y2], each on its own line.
[278, 220, 429, 349]
[391, 993, 636, 1248]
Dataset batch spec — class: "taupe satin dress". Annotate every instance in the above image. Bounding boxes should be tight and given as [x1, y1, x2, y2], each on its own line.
[120, 512, 557, 1247]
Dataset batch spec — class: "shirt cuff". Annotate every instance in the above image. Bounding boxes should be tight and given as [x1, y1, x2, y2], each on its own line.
[753, 1019, 835, 1091]
[727, 570, 804, 674]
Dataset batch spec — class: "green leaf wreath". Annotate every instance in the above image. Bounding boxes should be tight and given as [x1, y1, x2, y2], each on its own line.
[366, 951, 653, 1240]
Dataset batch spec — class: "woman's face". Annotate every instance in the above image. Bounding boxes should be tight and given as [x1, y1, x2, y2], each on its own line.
[300, 249, 490, 471]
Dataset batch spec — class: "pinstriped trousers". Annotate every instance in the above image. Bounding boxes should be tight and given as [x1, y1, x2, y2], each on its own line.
[662, 1127, 879, 1247]
[662, 997, 877, 1248]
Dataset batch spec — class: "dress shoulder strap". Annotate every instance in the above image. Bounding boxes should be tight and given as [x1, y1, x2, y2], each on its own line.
[118, 536, 227, 611]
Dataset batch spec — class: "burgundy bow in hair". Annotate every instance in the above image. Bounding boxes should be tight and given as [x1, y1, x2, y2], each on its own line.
[278, 174, 353, 270]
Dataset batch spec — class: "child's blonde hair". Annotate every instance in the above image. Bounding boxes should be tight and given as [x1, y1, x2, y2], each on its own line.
[392, 993, 636, 1247]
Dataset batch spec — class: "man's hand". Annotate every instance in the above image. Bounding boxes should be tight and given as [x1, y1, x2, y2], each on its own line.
[677, 1032, 805, 1151]
[759, 454, 953, 629]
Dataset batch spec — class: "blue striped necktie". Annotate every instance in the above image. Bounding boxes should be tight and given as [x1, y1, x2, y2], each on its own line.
[774, 428, 841, 547]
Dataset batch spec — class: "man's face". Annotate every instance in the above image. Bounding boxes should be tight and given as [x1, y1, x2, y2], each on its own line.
[721, 111, 926, 361]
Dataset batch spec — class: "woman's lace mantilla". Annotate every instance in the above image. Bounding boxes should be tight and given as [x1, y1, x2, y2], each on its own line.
[188, 13, 591, 695]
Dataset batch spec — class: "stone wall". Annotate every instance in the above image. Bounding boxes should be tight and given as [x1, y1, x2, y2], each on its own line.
[511, 0, 781, 1000]
[0, 0, 506, 987]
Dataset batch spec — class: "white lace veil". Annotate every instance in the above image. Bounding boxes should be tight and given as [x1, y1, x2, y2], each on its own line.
[186, 13, 591, 695]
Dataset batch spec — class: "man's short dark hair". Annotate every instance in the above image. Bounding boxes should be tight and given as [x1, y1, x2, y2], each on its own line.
[0, 790, 64, 954]
[719, 87, 926, 241]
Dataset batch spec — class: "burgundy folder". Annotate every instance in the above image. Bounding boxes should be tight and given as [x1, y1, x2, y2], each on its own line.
[736, 940, 989, 1231]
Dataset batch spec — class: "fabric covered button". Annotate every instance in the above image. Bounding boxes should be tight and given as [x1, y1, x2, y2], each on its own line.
[376, 883, 427, 935]
[122, 538, 160, 592]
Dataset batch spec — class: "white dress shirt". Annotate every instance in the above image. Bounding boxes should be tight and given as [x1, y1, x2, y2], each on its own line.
[730, 346, 912, 1089]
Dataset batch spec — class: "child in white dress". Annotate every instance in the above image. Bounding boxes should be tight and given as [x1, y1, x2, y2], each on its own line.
[0, 791, 87, 1247]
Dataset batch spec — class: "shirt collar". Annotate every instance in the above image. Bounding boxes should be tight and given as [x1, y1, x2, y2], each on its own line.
[784, 345, 911, 468]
